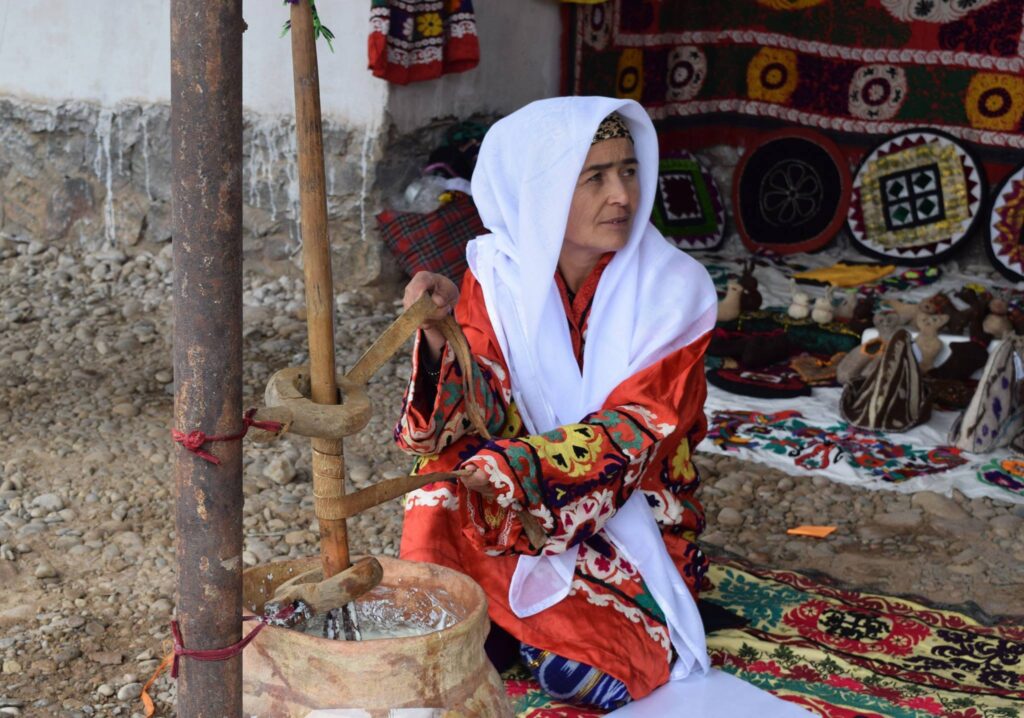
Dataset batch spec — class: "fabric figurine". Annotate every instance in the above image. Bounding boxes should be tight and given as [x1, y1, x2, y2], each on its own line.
[841, 328, 930, 432]
[835, 310, 901, 385]
[849, 291, 876, 334]
[881, 297, 919, 325]
[833, 289, 858, 321]
[947, 335, 1024, 453]
[717, 280, 744, 322]
[930, 293, 972, 335]
[983, 296, 1013, 340]
[738, 260, 762, 313]
[914, 312, 948, 373]
[787, 282, 811, 320]
[811, 288, 834, 325]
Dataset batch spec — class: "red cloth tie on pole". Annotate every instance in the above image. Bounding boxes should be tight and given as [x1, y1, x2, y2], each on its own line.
[169, 602, 297, 678]
[171, 409, 283, 464]
[142, 603, 297, 716]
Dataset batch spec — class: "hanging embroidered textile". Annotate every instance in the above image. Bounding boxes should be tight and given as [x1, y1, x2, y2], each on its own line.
[564, 0, 1024, 149]
[369, 0, 480, 85]
[652, 150, 726, 250]
[732, 128, 851, 255]
[847, 129, 985, 265]
[988, 161, 1024, 282]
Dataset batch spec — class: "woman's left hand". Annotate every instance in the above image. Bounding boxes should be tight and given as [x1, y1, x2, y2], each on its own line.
[461, 467, 496, 500]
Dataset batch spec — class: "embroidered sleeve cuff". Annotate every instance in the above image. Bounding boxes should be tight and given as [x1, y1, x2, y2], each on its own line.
[395, 330, 459, 453]
[457, 450, 541, 555]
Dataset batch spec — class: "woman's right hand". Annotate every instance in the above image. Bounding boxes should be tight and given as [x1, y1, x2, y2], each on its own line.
[403, 271, 459, 360]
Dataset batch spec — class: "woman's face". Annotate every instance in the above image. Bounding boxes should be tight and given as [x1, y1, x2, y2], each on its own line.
[561, 138, 640, 264]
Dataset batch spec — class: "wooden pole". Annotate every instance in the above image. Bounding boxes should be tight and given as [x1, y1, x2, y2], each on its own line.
[289, 0, 350, 579]
[170, 0, 244, 714]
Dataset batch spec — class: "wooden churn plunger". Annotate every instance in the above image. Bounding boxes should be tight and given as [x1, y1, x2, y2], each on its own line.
[285, 0, 365, 638]
[259, 0, 546, 637]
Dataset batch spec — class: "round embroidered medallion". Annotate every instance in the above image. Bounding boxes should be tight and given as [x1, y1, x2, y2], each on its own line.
[652, 150, 726, 251]
[733, 128, 852, 255]
[666, 45, 707, 102]
[987, 162, 1024, 282]
[848, 65, 908, 121]
[847, 129, 985, 265]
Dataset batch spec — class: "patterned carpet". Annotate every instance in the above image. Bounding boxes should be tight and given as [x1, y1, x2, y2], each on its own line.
[506, 560, 1024, 717]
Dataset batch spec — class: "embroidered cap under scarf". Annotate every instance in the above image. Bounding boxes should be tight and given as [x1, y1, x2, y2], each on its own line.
[591, 111, 633, 145]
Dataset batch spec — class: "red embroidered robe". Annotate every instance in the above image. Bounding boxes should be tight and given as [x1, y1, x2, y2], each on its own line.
[395, 257, 710, 698]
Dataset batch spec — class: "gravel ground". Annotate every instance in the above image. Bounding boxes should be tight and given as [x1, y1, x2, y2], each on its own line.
[0, 238, 1021, 716]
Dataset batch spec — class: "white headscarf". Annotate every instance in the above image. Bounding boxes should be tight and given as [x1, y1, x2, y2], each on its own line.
[467, 95, 717, 436]
[466, 97, 716, 682]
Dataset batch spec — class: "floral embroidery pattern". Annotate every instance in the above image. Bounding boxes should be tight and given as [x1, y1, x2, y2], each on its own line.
[975, 458, 1024, 497]
[705, 560, 1024, 718]
[707, 410, 968, 482]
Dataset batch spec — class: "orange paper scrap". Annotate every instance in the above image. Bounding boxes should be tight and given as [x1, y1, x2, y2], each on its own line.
[786, 525, 837, 539]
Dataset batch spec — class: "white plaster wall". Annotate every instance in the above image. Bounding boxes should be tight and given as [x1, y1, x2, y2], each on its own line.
[0, 0, 559, 130]
[387, 0, 562, 132]
[0, 0, 388, 127]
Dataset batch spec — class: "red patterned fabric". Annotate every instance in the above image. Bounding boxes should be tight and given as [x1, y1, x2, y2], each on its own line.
[369, 0, 480, 85]
[377, 192, 485, 282]
[565, 0, 1024, 149]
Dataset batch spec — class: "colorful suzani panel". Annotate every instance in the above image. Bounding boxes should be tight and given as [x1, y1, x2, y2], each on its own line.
[565, 0, 1024, 149]
[706, 409, 968, 483]
[505, 559, 1024, 717]
[977, 457, 1024, 497]
[988, 162, 1024, 282]
[652, 150, 726, 250]
[847, 130, 985, 265]
[704, 560, 1024, 718]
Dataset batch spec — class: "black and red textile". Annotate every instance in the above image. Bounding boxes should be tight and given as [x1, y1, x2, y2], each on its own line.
[988, 160, 1024, 282]
[377, 192, 485, 282]
[369, 0, 480, 85]
[847, 129, 985, 266]
[652, 150, 726, 251]
[564, 0, 1024, 151]
[707, 366, 811, 399]
[732, 128, 851, 256]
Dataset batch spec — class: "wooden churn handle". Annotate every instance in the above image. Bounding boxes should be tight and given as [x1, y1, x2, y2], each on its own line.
[343, 294, 548, 551]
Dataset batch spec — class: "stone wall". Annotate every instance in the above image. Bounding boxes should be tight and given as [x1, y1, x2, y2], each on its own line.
[0, 97, 396, 287]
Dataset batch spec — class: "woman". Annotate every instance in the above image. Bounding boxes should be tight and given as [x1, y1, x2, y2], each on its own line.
[395, 96, 717, 709]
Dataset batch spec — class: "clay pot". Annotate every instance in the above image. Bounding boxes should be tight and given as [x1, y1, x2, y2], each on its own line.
[242, 555, 512, 718]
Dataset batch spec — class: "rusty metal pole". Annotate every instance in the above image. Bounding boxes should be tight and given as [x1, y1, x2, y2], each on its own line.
[289, 1, 351, 581]
[170, 1, 244, 716]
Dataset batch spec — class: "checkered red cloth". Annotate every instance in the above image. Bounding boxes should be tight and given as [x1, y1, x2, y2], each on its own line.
[377, 192, 485, 282]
